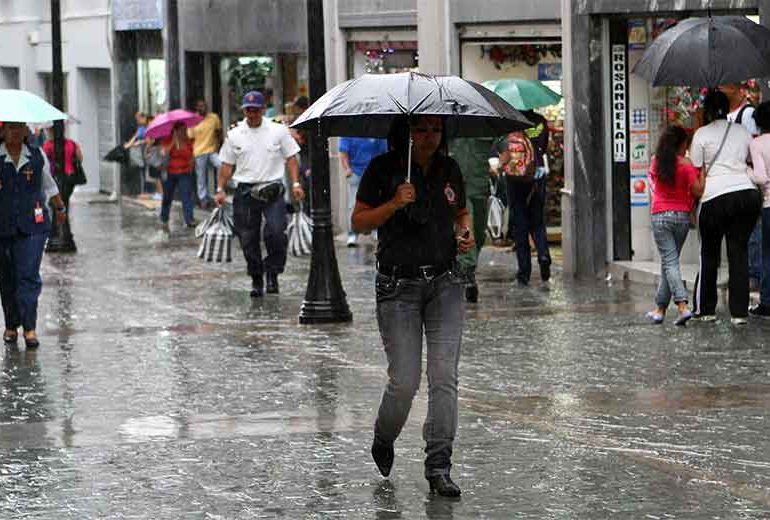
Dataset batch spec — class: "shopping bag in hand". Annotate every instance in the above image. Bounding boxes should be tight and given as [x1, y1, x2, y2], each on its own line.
[197, 207, 234, 262]
[287, 205, 313, 257]
[486, 179, 505, 241]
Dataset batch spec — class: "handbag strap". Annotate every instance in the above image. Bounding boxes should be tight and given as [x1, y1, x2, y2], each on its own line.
[705, 121, 732, 175]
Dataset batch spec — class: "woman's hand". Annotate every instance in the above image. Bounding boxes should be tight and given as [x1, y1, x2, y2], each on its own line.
[391, 183, 416, 209]
[456, 227, 475, 254]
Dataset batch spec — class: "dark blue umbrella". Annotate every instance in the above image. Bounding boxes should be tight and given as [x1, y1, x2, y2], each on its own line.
[633, 16, 770, 87]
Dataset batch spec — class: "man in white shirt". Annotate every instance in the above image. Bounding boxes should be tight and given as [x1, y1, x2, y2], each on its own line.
[215, 91, 303, 297]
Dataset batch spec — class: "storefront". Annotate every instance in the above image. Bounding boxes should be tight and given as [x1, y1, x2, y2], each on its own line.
[459, 23, 565, 229]
[605, 12, 758, 265]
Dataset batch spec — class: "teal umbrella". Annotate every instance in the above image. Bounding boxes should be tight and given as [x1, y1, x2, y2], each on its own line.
[0, 89, 67, 123]
[481, 79, 562, 110]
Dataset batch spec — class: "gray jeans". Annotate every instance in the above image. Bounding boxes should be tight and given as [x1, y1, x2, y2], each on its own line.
[374, 268, 465, 477]
[651, 211, 691, 308]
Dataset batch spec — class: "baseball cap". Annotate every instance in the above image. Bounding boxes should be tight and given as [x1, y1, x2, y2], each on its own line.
[241, 91, 265, 109]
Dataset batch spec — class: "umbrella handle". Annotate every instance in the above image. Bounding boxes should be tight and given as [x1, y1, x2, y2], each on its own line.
[407, 130, 413, 183]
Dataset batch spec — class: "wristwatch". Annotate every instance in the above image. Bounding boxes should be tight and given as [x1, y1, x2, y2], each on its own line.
[216, 187, 224, 193]
[292, 182, 301, 189]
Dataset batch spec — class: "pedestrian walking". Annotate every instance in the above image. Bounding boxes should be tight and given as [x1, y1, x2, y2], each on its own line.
[691, 90, 762, 325]
[124, 111, 149, 197]
[0, 121, 67, 349]
[158, 123, 197, 229]
[645, 125, 702, 325]
[42, 130, 83, 211]
[497, 125, 551, 286]
[214, 91, 303, 297]
[338, 136, 388, 246]
[748, 101, 770, 317]
[449, 137, 495, 302]
[188, 99, 222, 209]
[352, 116, 474, 497]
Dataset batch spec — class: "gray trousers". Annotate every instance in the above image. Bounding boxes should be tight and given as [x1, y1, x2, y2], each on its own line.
[374, 269, 465, 477]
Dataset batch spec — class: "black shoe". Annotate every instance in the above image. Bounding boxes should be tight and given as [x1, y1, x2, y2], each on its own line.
[427, 474, 461, 497]
[464, 283, 478, 303]
[3, 330, 18, 344]
[540, 262, 551, 282]
[250, 277, 264, 298]
[371, 439, 394, 477]
[749, 303, 770, 317]
[23, 335, 40, 349]
[516, 278, 529, 288]
[266, 273, 279, 294]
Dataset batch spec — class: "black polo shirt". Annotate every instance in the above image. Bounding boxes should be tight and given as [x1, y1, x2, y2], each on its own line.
[357, 150, 466, 267]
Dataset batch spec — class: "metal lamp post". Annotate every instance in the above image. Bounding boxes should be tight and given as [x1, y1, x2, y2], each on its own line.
[46, 0, 76, 253]
[299, 0, 352, 324]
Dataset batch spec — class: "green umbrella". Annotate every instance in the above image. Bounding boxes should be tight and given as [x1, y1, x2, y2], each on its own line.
[0, 89, 67, 123]
[481, 79, 562, 110]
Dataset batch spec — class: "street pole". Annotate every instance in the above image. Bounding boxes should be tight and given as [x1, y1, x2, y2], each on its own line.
[164, 0, 181, 109]
[299, 0, 352, 324]
[46, 0, 76, 253]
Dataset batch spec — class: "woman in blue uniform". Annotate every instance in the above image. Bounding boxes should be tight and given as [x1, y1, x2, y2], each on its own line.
[0, 121, 66, 349]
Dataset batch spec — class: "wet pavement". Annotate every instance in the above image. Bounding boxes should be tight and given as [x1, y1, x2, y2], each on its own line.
[2, 195, 770, 518]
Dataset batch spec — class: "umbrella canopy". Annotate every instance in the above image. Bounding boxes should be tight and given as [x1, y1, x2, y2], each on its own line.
[632, 16, 770, 87]
[0, 89, 67, 123]
[145, 109, 203, 139]
[291, 72, 532, 138]
[481, 79, 562, 110]
[28, 113, 81, 132]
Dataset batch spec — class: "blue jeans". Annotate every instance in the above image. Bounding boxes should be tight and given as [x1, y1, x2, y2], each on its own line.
[507, 177, 551, 283]
[374, 269, 465, 477]
[651, 211, 690, 307]
[194, 152, 221, 203]
[749, 217, 763, 282]
[347, 174, 361, 237]
[760, 208, 770, 305]
[0, 232, 48, 331]
[160, 172, 196, 225]
[232, 186, 288, 279]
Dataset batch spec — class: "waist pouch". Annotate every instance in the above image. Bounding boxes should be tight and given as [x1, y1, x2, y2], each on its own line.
[249, 181, 285, 204]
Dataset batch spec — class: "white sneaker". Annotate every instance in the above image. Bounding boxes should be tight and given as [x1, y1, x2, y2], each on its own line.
[731, 317, 748, 326]
[346, 234, 357, 247]
[694, 314, 718, 322]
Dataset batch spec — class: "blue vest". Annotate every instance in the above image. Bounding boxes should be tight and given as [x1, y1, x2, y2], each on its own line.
[0, 147, 51, 238]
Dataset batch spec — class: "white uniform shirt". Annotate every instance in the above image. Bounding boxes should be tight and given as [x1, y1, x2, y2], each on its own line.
[0, 143, 59, 200]
[219, 118, 300, 185]
[690, 119, 756, 204]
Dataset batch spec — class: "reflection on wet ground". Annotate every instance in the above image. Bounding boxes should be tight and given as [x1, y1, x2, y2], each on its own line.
[1, 197, 770, 518]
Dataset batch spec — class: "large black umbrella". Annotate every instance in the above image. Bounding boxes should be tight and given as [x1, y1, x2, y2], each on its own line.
[291, 72, 532, 138]
[633, 16, 770, 87]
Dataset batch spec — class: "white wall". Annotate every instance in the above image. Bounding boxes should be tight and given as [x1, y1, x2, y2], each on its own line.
[0, 0, 114, 193]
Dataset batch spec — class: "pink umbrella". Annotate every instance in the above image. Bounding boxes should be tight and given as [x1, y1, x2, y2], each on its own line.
[145, 109, 203, 139]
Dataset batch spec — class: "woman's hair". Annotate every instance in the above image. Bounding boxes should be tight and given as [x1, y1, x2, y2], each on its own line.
[754, 101, 770, 134]
[654, 125, 689, 185]
[702, 89, 730, 124]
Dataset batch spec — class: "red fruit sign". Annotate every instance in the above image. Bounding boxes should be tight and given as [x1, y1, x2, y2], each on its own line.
[633, 179, 646, 193]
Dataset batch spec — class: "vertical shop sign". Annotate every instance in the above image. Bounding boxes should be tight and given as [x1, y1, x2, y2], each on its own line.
[612, 45, 627, 162]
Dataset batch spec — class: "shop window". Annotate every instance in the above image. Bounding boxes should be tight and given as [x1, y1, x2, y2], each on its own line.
[349, 42, 418, 78]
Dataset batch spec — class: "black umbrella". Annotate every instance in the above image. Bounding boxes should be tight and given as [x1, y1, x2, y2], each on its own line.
[633, 16, 770, 87]
[291, 72, 531, 181]
[291, 72, 532, 138]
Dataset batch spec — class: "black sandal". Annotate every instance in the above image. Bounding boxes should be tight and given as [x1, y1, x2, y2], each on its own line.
[3, 330, 18, 344]
[23, 334, 39, 349]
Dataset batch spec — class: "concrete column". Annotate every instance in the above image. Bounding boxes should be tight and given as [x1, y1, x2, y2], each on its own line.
[417, 0, 451, 75]
[561, 0, 608, 278]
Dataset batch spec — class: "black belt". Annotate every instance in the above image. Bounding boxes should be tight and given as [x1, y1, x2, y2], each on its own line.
[377, 262, 452, 280]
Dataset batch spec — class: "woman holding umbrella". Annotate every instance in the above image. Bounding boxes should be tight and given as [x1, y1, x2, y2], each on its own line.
[0, 121, 67, 348]
[352, 115, 474, 497]
[690, 90, 762, 324]
[156, 122, 196, 229]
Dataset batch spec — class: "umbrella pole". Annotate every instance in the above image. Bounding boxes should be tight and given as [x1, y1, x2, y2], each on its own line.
[407, 130, 413, 183]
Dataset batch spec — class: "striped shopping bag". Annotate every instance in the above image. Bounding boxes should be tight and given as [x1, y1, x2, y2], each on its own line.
[197, 208, 234, 262]
[287, 206, 313, 257]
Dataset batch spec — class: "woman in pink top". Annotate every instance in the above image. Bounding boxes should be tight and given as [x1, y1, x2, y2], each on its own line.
[646, 125, 703, 325]
[748, 102, 770, 317]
